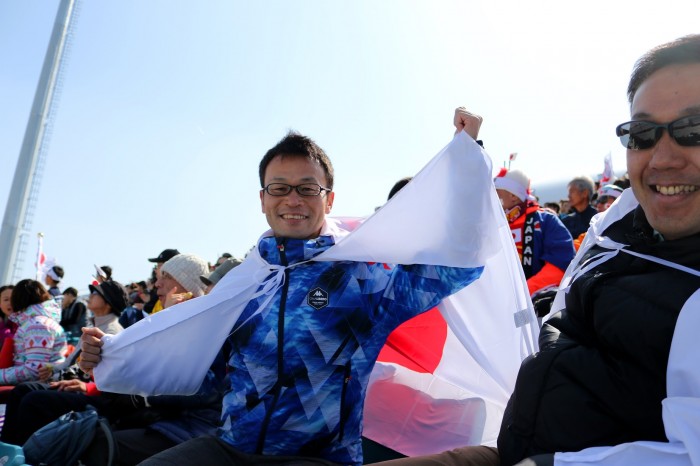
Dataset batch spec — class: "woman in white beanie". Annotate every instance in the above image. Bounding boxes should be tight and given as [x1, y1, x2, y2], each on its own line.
[157, 254, 209, 309]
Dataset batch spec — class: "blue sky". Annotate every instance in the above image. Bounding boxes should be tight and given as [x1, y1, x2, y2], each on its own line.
[1, 0, 698, 292]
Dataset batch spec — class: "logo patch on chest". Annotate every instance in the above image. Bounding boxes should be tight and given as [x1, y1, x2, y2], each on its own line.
[307, 287, 329, 310]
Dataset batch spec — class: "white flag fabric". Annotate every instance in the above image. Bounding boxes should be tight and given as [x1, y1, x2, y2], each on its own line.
[93, 132, 538, 455]
[360, 183, 537, 453]
[547, 191, 700, 466]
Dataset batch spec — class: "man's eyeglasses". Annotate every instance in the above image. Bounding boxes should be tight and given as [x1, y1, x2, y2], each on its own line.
[262, 183, 331, 197]
[615, 114, 700, 150]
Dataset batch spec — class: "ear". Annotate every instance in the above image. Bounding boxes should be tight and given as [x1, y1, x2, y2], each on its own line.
[325, 191, 335, 214]
[259, 189, 265, 213]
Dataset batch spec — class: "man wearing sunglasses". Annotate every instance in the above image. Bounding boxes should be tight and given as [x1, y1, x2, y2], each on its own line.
[374, 34, 700, 466]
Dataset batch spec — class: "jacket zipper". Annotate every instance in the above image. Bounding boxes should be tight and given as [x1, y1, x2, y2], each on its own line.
[338, 362, 352, 442]
[256, 241, 289, 454]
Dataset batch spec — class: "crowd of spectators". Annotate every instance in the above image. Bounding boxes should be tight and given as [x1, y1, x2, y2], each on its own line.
[0, 249, 242, 463]
[0, 153, 636, 465]
[0, 32, 698, 466]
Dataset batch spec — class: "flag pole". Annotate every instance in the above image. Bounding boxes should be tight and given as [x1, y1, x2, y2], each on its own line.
[35, 232, 45, 281]
[508, 152, 518, 170]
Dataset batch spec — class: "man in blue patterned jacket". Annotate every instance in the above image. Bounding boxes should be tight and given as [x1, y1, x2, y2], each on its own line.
[82, 115, 487, 466]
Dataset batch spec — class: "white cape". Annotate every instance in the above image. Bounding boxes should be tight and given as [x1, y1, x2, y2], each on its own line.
[549, 191, 700, 466]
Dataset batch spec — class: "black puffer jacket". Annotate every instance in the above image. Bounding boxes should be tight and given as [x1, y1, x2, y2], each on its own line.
[498, 206, 700, 465]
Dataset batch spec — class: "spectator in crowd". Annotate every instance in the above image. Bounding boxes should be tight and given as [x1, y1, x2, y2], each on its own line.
[571, 184, 627, 251]
[561, 175, 597, 238]
[211, 252, 233, 270]
[375, 33, 700, 466]
[492, 168, 575, 297]
[558, 198, 571, 217]
[119, 283, 151, 329]
[542, 202, 560, 215]
[80, 125, 485, 466]
[156, 253, 208, 308]
[595, 184, 624, 213]
[44, 265, 64, 298]
[59, 287, 87, 340]
[200, 257, 242, 294]
[85, 280, 127, 336]
[144, 249, 180, 314]
[0, 285, 17, 352]
[0, 280, 66, 386]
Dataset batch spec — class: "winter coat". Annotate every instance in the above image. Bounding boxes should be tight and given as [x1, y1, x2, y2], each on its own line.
[498, 205, 700, 465]
[1, 300, 67, 385]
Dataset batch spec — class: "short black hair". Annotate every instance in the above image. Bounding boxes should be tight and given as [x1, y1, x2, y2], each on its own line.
[388, 177, 413, 201]
[258, 131, 334, 190]
[628, 34, 700, 104]
[63, 287, 78, 297]
[543, 202, 561, 214]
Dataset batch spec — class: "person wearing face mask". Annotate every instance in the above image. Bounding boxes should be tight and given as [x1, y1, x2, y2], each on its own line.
[493, 168, 575, 298]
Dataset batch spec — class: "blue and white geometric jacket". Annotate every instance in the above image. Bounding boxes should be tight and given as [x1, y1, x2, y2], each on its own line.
[218, 234, 483, 465]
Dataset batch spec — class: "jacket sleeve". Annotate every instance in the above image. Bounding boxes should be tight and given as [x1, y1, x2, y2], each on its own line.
[539, 213, 576, 272]
[379, 264, 484, 329]
[86, 381, 101, 396]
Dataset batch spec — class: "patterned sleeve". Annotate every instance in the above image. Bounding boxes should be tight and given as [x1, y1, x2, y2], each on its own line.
[379, 264, 484, 328]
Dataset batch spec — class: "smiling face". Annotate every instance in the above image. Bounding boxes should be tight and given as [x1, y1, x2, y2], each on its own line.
[260, 155, 334, 239]
[627, 63, 700, 241]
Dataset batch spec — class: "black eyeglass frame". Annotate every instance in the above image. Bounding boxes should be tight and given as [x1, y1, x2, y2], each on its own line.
[615, 114, 700, 150]
[262, 183, 331, 197]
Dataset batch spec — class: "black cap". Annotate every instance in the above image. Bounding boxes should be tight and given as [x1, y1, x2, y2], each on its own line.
[89, 280, 128, 316]
[148, 249, 180, 263]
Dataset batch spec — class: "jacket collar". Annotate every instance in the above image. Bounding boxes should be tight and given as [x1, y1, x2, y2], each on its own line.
[10, 299, 61, 325]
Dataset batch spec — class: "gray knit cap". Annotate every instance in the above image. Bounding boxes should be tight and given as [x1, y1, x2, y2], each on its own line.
[161, 253, 209, 297]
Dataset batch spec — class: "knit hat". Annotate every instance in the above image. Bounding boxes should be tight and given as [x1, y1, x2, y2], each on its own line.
[89, 280, 128, 316]
[494, 168, 530, 202]
[200, 257, 243, 287]
[161, 253, 209, 297]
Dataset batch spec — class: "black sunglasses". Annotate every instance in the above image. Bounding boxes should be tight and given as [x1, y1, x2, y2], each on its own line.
[615, 114, 700, 150]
